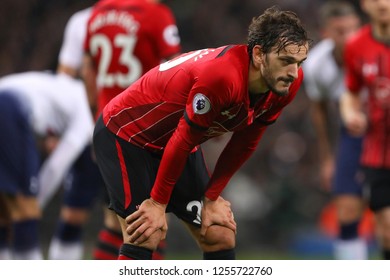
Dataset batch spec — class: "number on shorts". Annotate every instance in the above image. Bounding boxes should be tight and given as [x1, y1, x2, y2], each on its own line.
[186, 200, 203, 225]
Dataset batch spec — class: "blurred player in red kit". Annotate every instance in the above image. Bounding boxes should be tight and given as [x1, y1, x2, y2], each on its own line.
[45, 0, 180, 260]
[83, 0, 181, 118]
[92, 6, 310, 260]
[340, 0, 390, 259]
[82, 0, 181, 259]
[303, 1, 368, 259]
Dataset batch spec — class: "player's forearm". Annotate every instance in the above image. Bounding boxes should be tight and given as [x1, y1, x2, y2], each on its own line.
[340, 91, 362, 120]
[38, 139, 83, 208]
[340, 91, 367, 136]
[81, 54, 98, 114]
[311, 102, 332, 162]
[205, 126, 266, 200]
[57, 64, 78, 78]
[205, 146, 254, 201]
[151, 119, 205, 204]
[150, 139, 194, 204]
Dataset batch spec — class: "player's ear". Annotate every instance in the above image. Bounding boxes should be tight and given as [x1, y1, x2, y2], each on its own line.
[252, 45, 263, 67]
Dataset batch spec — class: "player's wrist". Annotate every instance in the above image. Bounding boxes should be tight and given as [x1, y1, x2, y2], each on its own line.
[203, 194, 217, 203]
[150, 186, 171, 205]
[150, 197, 168, 209]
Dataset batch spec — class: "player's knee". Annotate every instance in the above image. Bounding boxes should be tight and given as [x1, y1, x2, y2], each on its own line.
[379, 224, 390, 248]
[123, 229, 164, 252]
[201, 225, 236, 251]
[61, 207, 88, 224]
[336, 196, 363, 223]
[13, 196, 41, 220]
[104, 209, 121, 231]
[374, 207, 390, 248]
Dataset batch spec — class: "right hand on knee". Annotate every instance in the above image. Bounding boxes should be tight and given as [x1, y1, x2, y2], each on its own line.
[125, 198, 167, 245]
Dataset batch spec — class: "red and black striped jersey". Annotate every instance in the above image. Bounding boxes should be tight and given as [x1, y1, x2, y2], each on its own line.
[345, 25, 390, 168]
[102, 44, 303, 203]
[103, 45, 302, 153]
[84, 0, 181, 116]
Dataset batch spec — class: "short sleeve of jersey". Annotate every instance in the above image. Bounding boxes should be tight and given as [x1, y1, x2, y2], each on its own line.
[59, 8, 91, 69]
[151, 5, 181, 59]
[302, 65, 321, 101]
[83, 12, 93, 55]
[302, 39, 334, 102]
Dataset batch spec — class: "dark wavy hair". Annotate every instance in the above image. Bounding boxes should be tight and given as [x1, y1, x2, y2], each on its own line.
[247, 6, 311, 58]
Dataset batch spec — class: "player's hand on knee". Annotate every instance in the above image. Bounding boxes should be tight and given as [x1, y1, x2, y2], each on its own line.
[200, 196, 236, 238]
[125, 198, 167, 245]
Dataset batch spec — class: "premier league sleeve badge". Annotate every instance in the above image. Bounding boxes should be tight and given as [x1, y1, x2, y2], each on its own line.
[192, 93, 211, 115]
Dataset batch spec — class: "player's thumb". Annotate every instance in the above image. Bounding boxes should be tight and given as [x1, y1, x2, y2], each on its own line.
[200, 224, 208, 239]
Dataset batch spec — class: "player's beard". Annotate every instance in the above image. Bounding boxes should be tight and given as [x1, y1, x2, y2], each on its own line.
[261, 62, 293, 97]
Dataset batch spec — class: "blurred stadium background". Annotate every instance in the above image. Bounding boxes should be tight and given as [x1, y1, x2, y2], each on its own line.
[0, 0, 377, 259]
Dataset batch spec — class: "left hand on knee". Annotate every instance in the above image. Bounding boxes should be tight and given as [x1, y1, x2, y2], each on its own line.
[200, 196, 236, 238]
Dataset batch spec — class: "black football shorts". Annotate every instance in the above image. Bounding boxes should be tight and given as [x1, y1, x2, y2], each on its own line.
[363, 167, 390, 212]
[93, 116, 210, 227]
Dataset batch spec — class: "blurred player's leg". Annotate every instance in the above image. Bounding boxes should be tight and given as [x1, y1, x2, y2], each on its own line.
[0, 196, 10, 259]
[48, 208, 86, 259]
[0, 225, 10, 259]
[48, 146, 100, 259]
[93, 208, 122, 260]
[366, 168, 390, 260]
[0, 94, 42, 260]
[10, 195, 42, 260]
[374, 207, 390, 259]
[334, 195, 367, 259]
[333, 130, 367, 259]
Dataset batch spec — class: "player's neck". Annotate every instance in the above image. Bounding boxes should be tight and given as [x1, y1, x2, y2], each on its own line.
[332, 47, 344, 68]
[372, 22, 390, 43]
